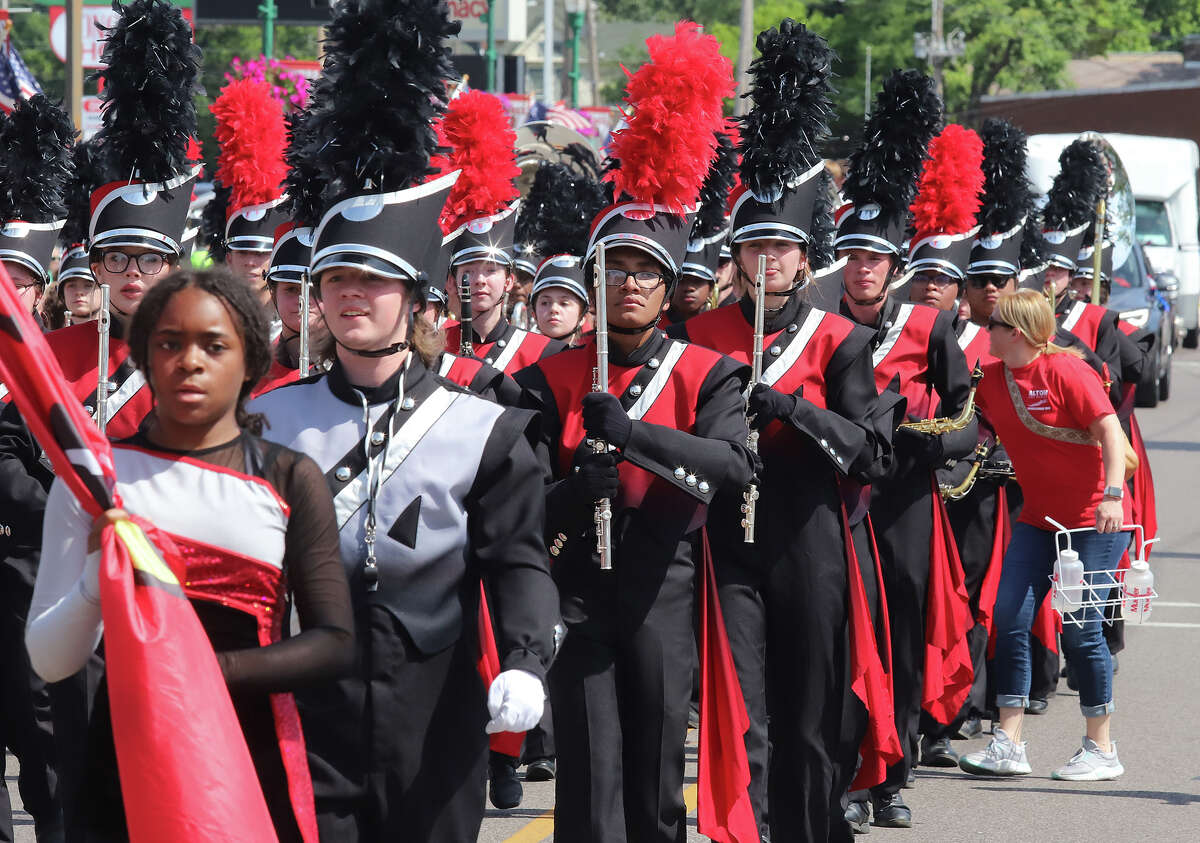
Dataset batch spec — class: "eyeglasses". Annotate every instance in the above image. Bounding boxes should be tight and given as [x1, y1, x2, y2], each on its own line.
[987, 317, 1015, 331]
[101, 251, 167, 275]
[913, 273, 956, 287]
[603, 268, 665, 290]
[968, 275, 1013, 290]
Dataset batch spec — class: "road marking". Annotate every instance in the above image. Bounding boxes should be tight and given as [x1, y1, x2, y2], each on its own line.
[1151, 601, 1200, 608]
[500, 784, 699, 843]
[1131, 621, 1200, 628]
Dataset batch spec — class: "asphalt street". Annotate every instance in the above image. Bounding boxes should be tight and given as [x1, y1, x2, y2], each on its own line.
[8, 348, 1200, 843]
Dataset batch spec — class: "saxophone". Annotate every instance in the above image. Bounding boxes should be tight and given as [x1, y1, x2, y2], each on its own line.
[899, 365, 983, 434]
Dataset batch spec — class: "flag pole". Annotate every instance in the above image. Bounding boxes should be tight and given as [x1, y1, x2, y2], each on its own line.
[66, 0, 84, 131]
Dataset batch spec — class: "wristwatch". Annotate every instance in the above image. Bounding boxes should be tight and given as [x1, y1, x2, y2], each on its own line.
[1102, 485, 1124, 500]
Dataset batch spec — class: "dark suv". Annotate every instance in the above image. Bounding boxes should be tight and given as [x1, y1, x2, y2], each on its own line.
[1107, 242, 1173, 407]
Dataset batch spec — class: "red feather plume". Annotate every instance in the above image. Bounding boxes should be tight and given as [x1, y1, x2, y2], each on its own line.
[606, 21, 735, 213]
[909, 124, 984, 236]
[439, 90, 520, 232]
[210, 78, 288, 213]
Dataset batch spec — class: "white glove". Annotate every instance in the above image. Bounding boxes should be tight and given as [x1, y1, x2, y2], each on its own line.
[485, 669, 545, 734]
[79, 549, 102, 605]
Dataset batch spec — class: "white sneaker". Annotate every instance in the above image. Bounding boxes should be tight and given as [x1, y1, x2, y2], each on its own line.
[958, 728, 1032, 776]
[1051, 737, 1124, 781]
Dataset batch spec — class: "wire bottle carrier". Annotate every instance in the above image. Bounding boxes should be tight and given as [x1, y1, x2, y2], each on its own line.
[1045, 517, 1159, 627]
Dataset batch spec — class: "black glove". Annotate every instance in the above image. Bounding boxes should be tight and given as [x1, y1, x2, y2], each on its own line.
[568, 450, 620, 503]
[747, 383, 795, 430]
[581, 392, 632, 450]
[894, 425, 944, 469]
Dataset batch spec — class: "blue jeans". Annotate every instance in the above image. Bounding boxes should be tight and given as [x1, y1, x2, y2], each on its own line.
[993, 523, 1129, 717]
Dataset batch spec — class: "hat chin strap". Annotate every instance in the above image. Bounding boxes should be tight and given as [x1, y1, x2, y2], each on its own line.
[334, 308, 413, 357]
[844, 288, 888, 307]
[610, 318, 660, 335]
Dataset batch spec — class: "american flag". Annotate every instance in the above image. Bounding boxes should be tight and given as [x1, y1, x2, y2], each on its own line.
[0, 27, 41, 114]
[528, 99, 596, 136]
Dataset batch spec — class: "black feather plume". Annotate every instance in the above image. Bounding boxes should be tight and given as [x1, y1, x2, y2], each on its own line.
[1020, 214, 1047, 269]
[61, 139, 115, 246]
[0, 95, 77, 224]
[843, 70, 943, 227]
[739, 19, 834, 200]
[514, 163, 607, 257]
[1042, 139, 1107, 233]
[561, 142, 600, 180]
[976, 118, 1034, 236]
[808, 168, 838, 269]
[94, 0, 200, 183]
[202, 182, 232, 263]
[693, 131, 737, 239]
[283, 109, 327, 228]
[297, 0, 460, 207]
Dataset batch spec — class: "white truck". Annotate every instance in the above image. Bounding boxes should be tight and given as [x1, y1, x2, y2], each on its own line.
[1103, 134, 1200, 347]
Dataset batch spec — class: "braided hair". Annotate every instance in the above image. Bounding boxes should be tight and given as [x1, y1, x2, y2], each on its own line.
[128, 268, 273, 434]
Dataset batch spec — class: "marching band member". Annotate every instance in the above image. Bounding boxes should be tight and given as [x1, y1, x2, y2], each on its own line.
[0, 93, 76, 843]
[252, 2, 559, 837]
[437, 91, 566, 372]
[531, 259, 590, 345]
[27, 269, 355, 842]
[670, 22, 901, 841]
[836, 70, 976, 830]
[204, 78, 292, 311]
[253, 224, 326, 396]
[514, 23, 756, 842]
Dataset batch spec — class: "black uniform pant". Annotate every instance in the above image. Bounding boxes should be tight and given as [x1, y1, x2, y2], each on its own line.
[1, 607, 62, 843]
[46, 655, 103, 843]
[301, 608, 490, 843]
[868, 483, 933, 798]
[550, 577, 694, 843]
[521, 704, 555, 762]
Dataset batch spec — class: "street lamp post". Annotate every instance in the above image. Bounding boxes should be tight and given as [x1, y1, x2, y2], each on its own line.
[258, 0, 277, 59]
[564, 0, 585, 107]
[482, 1, 497, 91]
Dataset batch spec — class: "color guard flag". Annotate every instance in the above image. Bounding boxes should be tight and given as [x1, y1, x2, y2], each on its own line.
[0, 262, 278, 842]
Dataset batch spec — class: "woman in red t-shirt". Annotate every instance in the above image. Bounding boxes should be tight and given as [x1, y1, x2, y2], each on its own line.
[959, 289, 1130, 782]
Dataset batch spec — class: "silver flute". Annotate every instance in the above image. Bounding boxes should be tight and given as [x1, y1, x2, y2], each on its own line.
[96, 284, 112, 434]
[591, 242, 613, 570]
[298, 272, 311, 375]
[741, 254, 767, 543]
[459, 271, 474, 358]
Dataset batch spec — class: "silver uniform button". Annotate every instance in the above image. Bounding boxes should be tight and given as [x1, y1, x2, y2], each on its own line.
[497, 339, 507, 348]
[84, 405, 94, 415]
[674, 467, 687, 480]
[400, 397, 415, 411]
[820, 438, 829, 448]
[685, 474, 698, 487]
[629, 384, 643, 397]
[647, 358, 661, 369]
[484, 358, 494, 365]
[698, 480, 710, 494]
[769, 346, 782, 357]
[335, 466, 352, 482]
[787, 323, 798, 333]
[836, 456, 844, 465]
[370, 431, 386, 446]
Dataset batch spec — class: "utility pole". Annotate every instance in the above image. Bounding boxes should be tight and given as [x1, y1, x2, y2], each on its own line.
[914, 0, 965, 103]
[482, 2, 496, 91]
[863, 44, 871, 119]
[734, 0, 753, 116]
[66, 0, 83, 130]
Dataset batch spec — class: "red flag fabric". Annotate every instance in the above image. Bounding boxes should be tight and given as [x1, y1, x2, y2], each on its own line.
[976, 485, 1011, 638]
[844, 509, 903, 790]
[475, 583, 526, 758]
[697, 531, 759, 843]
[922, 481, 975, 725]
[1128, 414, 1156, 554]
[0, 264, 278, 842]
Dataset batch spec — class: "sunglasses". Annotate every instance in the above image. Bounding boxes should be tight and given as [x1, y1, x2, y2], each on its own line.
[968, 275, 1014, 290]
[987, 317, 1015, 331]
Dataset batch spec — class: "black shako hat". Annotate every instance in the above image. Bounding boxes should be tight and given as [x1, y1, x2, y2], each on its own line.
[266, 222, 314, 285]
[311, 169, 460, 301]
[967, 119, 1036, 277]
[532, 254, 589, 304]
[447, 202, 520, 268]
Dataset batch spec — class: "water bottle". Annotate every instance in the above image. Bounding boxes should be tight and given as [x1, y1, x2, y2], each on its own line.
[1121, 560, 1154, 623]
[1054, 547, 1085, 610]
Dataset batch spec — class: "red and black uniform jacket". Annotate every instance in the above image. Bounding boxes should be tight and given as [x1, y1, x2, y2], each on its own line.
[845, 296, 978, 725]
[434, 351, 522, 406]
[673, 292, 905, 788]
[443, 317, 565, 375]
